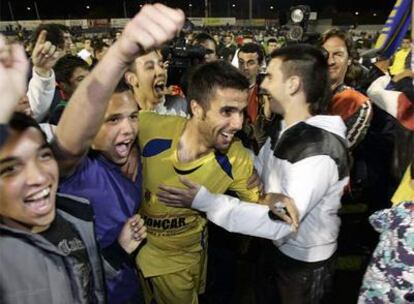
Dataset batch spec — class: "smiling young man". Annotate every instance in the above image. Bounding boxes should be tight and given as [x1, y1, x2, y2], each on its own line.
[136, 60, 266, 304]
[1, 113, 107, 303]
[0, 3, 185, 303]
[0, 38, 106, 304]
[125, 50, 187, 116]
[158, 45, 350, 304]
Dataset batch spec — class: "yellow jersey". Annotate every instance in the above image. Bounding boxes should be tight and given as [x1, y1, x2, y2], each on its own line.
[392, 165, 414, 205]
[136, 111, 260, 277]
[389, 48, 410, 76]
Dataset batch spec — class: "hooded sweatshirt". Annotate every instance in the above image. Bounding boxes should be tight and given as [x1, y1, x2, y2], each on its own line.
[192, 115, 350, 262]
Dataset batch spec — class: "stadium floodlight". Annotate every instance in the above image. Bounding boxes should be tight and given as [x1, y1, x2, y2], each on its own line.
[287, 25, 304, 41]
[291, 8, 304, 23]
[286, 5, 311, 42]
[289, 5, 310, 24]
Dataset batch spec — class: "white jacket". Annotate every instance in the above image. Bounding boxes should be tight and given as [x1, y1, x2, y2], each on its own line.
[192, 115, 350, 262]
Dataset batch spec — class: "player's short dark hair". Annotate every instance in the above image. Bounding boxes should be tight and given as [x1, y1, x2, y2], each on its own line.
[186, 60, 249, 115]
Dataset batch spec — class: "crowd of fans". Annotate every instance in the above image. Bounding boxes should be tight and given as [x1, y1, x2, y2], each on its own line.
[1, 3, 414, 304]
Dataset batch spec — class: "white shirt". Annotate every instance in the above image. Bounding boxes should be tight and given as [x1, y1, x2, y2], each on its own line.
[192, 115, 349, 262]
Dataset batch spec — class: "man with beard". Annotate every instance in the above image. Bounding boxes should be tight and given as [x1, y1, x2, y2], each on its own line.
[159, 45, 350, 304]
[135, 60, 298, 304]
[125, 50, 187, 116]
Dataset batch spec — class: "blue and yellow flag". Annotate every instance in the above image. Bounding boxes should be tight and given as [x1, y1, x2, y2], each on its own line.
[375, 0, 412, 58]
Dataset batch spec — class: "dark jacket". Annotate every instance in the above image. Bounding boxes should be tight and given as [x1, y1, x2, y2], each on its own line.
[0, 193, 106, 304]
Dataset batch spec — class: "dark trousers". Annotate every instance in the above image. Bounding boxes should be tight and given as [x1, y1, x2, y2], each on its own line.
[273, 247, 337, 304]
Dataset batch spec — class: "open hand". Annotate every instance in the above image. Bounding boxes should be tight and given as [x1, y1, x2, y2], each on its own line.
[118, 214, 147, 254]
[157, 177, 201, 208]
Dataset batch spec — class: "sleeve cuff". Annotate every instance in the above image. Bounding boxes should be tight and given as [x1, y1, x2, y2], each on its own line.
[101, 240, 133, 270]
[192, 186, 218, 212]
[32, 67, 56, 90]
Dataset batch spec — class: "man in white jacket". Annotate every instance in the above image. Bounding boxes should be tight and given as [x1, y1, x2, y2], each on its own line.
[158, 44, 350, 304]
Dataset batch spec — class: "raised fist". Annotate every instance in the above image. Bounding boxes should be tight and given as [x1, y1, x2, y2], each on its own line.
[114, 3, 185, 65]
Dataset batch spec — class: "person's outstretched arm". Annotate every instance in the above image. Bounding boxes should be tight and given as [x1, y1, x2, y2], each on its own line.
[0, 36, 29, 147]
[53, 4, 185, 176]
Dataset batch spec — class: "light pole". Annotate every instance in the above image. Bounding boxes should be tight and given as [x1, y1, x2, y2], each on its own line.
[8, 1, 15, 21]
[204, 0, 208, 18]
[34, 1, 40, 20]
[248, 0, 252, 26]
[123, 0, 127, 18]
[188, 3, 193, 17]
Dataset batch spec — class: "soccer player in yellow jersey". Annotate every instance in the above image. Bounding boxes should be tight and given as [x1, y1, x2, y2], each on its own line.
[136, 61, 285, 304]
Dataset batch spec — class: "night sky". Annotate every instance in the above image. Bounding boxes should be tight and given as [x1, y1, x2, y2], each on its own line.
[0, 0, 398, 21]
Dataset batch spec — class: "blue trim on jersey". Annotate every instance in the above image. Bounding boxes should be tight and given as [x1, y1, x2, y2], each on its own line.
[215, 151, 233, 179]
[142, 139, 172, 157]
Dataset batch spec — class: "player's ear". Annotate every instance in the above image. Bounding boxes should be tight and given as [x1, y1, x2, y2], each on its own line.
[190, 100, 204, 119]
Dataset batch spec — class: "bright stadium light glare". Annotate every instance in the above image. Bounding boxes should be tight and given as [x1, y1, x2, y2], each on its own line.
[270, 6, 274, 10]
[291, 8, 305, 23]
[26, 6, 31, 11]
[86, 5, 90, 9]
[355, 11, 359, 15]
[232, 4, 236, 8]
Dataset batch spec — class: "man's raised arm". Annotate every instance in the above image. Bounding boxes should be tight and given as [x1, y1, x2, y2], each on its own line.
[54, 4, 184, 175]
